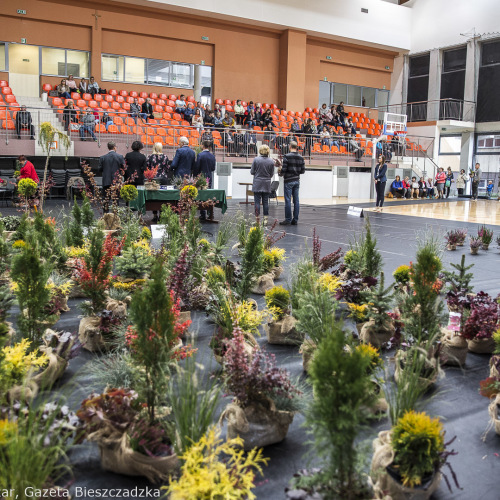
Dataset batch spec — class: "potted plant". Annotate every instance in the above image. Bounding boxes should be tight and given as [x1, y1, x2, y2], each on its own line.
[462, 292, 499, 353]
[220, 329, 301, 450]
[264, 286, 302, 345]
[455, 228, 467, 246]
[17, 178, 39, 214]
[347, 302, 369, 336]
[119, 184, 138, 209]
[371, 411, 459, 498]
[360, 272, 395, 348]
[144, 166, 160, 190]
[479, 375, 500, 436]
[478, 225, 493, 250]
[263, 247, 286, 280]
[469, 236, 481, 255]
[77, 388, 178, 483]
[444, 230, 459, 250]
[392, 264, 411, 292]
[489, 329, 500, 378]
[394, 346, 441, 392]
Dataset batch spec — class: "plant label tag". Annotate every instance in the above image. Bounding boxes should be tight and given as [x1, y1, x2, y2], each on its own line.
[447, 312, 461, 332]
[347, 206, 364, 217]
[150, 224, 167, 239]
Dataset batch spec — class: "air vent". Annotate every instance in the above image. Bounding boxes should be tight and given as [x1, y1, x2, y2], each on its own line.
[361, 8, 368, 13]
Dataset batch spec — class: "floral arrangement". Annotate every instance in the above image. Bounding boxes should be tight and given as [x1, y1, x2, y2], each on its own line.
[478, 226, 493, 245]
[174, 174, 208, 191]
[120, 184, 138, 202]
[469, 236, 481, 249]
[455, 228, 467, 245]
[17, 178, 38, 197]
[165, 426, 268, 500]
[264, 286, 290, 321]
[393, 264, 411, 285]
[144, 166, 159, 182]
[1, 339, 49, 385]
[347, 302, 368, 323]
[181, 185, 198, 199]
[317, 273, 342, 293]
[223, 330, 300, 408]
[391, 410, 445, 488]
[444, 230, 460, 247]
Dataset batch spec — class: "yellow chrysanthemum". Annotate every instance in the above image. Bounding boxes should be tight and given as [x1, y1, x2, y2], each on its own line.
[181, 185, 198, 199]
[347, 302, 368, 322]
[12, 240, 27, 249]
[355, 343, 382, 369]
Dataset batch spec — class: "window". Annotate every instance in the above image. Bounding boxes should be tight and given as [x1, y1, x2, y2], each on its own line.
[318, 80, 330, 107]
[409, 54, 430, 77]
[362, 87, 376, 108]
[440, 47, 466, 117]
[477, 39, 500, 122]
[347, 85, 361, 106]
[125, 57, 146, 84]
[333, 83, 347, 105]
[171, 62, 193, 88]
[102, 55, 124, 81]
[443, 47, 467, 73]
[477, 134, 500, 149]
[0, 42, 6, 71]
[320, 81, 389, 110]
[481, 40, 500, 66]
[147, 59, 170, 85]
[407, 53, 430, 120]
[439, 135, 461, 154]
[41, 47, 89, 77]
[377, 90, 389, 109]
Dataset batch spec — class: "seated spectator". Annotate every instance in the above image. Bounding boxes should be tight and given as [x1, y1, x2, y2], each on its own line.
[336, 101, 346, 120]
[234, 129, 246, 156]
[222, 114, 235, 128]
[346, 131, 363, 161]
[411, 177, 420, 198]
[214, 103, 225, 118]
[57, 79, 71, 99]
[403, 176, 411, 198]
[263, 122, 276, 148]
[201, 129, 214, 150]
[255, 102, 264, 116]
[141, 97, 154, 122]
[290, 118, 301, 134]
[101, 111, 114, 132]
[63, 101, 78, 131]
[244, 109, 257, 128]
[223, 130, 235, 155]
[418, 178, 426, 198]
[88, 76, 100, 98]
[80, 108, 97, 141]
[195, 101, 205, 119]
[346, 117, 356, 134]
[175, 94, 187, 115]
[317, 118, 326, 133]
[319, 103, 329, 119]
[390, 176, 404, 198]
[192, 109, 204, 131]
[66, 74, 77, 91]
[244, 129, 258, 156]
[426, 177, 435, 198]
[204, 104, 212, 115]
[234, 99, 245, 125]
[261, 109, 275, 128]
[15, 105, 35, 140]
[246, 101, 255, 115]
[79, 78, 89, 95]
[204, 111, 215, 128]
[18, 155, 39, 183]
[320, 127, 332, 147]
[214, 110, 223, 129]
[183, 103, 195, 124]
[302, 118, 314, 157]
[130, 98, 141, 124]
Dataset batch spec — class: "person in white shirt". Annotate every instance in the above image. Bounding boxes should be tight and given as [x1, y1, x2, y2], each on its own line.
[234, 99, 245, 125]
[411, 176, 420, 198]
[175, 94, 187, 115]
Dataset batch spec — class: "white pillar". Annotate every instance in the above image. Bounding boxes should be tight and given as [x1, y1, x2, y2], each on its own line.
[194, 65, 202, 102]
[427, 49, 441, 121]
[463, 37, 480, 122]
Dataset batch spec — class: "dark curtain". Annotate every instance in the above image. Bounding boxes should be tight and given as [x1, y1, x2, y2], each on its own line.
[476, 65, 500, 122]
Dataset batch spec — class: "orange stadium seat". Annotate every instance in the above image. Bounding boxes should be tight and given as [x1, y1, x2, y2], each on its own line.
[139, 92, 148, 99]
[5, 95, 17, 104]
[116, 96, 125, 103]
[129, 91, 138, 98]
[42, 83, 53, 92]
[109, 89, 118, 96]
[119, 90, 128, 97]
[159, 93, 167, 100]
[2, 120, 15, 130]
[94, 94, 103, 102]
[0, 81, 8, 87]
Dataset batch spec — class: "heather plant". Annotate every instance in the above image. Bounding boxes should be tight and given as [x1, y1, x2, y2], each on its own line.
[478, 225, 493, 245]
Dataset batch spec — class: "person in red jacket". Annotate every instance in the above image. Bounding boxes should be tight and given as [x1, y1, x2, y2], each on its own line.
[18, 155, 39, 183]
[403, 176, 412, 199]
[435, 167, 446, 199]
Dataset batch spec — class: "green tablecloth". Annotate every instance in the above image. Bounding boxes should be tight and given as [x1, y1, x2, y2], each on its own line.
[130, 188, 227, 214]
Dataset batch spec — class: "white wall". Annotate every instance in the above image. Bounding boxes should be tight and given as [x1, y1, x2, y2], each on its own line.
[408, 0, 500, 54]
[121, 0, 412, 51]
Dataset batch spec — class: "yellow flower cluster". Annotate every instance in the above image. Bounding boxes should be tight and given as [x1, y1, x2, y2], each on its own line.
[233, 301, 266, 335]
[355, 343, 382, 369]
[2, 339, 49, 383]
[64, 246, 89, 258]
[132, 238, 153, 256]
[112, 279, 147, 291]
[165, 426, 268, 500]
[181, 185, 198, 199]
[0, 419, 18, 446]
[265, 247, 286, 265]
[317, 273, 342, 293]
[12, 240, 27, 249]
[347, 302, 368, 323]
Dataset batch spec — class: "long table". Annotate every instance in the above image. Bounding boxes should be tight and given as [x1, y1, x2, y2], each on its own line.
[130, 188, 227, 221]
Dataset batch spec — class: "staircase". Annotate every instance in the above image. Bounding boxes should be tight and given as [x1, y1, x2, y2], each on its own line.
[15, 96, 75, 157]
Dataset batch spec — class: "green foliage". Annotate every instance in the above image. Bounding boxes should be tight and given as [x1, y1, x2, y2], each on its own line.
[0, 221, 11, 276]
[213, 214, 237, 265]
[361, 272, 394, 334]
[393, 265, 411, 285]
[11, 239, 53, 345]
[166, 354, 222, 455]
[442, 254, 474, 295]
[290, 258, 319, 312]
[115, 243, 153, 279]
[392, 410, 445, 488]
[264, 286, 290, 320]
[160, 204, 184, 265]
[64, 197, 84, 247]
[141, 226, 152, 240]
[129, 258, 177, 422]
[0, 215, 22, 232]
[348, 218, 382, 278]
[81, 194, 95, 230]
[88, 350, 140, 389]
[185, 205, 201, 250]
[17, 178, 38, 198]
[120, 184, 138, 202]
[236, 225, 264, 300]
[305, 315, 374, 497]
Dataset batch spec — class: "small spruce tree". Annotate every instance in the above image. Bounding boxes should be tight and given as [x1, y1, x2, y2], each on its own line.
[361, 271, 394, 334]
[442, 254, 474, 296]
[65, 197, 84, 247]
[362, 217, 382, 278]
[236, 224, 264, 300]
[81, 194, 95, 230]
[115, 244, 153, 280]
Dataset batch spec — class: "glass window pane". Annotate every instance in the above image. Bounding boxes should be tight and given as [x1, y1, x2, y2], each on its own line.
[102, 55, 124, 81]
[485, 137, 494, 147]
[333, 83, 347, 105]
[377, 90, 389, 109]
[171, 63, 193, 88]
[443, 47, 467, 73]
[409, 54, 430, 77]
[147, 59, 170, 85]
[347, 85, 361, 106]
[125, 57, 146, 84]
[318, 80, 330, 107]
[0, 43, 5, 71]
[42, 47, 66, 76]
[199, 65, 212, 103]
[494, 137, 500, 147]
[362, 87, 376, 108]
[482, 40, 500, 66]
[67, 50, 89, 78]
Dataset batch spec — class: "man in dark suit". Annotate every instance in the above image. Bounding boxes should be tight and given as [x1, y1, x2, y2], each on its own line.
[16, 106, 35, 140]
[193, 140, 216, 221]
[140, 97, 154, 122]
[171, 136, 195, 178]
[98, 141, 125, 212]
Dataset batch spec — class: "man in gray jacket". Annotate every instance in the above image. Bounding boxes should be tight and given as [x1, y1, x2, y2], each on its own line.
[80, 108, 97, 141]
[471, 162, 482, 201]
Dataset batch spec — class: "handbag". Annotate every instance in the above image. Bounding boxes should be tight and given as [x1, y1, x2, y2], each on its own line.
[445, 179, 451, 187]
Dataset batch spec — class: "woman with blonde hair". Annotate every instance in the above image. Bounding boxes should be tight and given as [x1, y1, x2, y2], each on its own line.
[250, 144, 275, 220]
[146, 142, 170, 180]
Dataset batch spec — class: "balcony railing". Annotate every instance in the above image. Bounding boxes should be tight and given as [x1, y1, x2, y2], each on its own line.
[385, 99, 476, 123]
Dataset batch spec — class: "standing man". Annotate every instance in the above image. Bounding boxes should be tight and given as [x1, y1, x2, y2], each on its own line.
[194, 140, 216, 221]
[15, 105, 35, 140]
[471, 162, 482, 201]
[279, 141, 305, 226]
[172, 136, 195, 178]
[98, 141, 125, 212]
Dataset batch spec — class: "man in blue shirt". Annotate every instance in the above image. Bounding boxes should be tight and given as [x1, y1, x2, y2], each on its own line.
[172, 136, 195, 178]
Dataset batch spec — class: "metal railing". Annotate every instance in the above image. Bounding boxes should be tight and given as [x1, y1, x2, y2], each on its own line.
[0, 105, 435, 168]
[385, 99, 476, 123]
